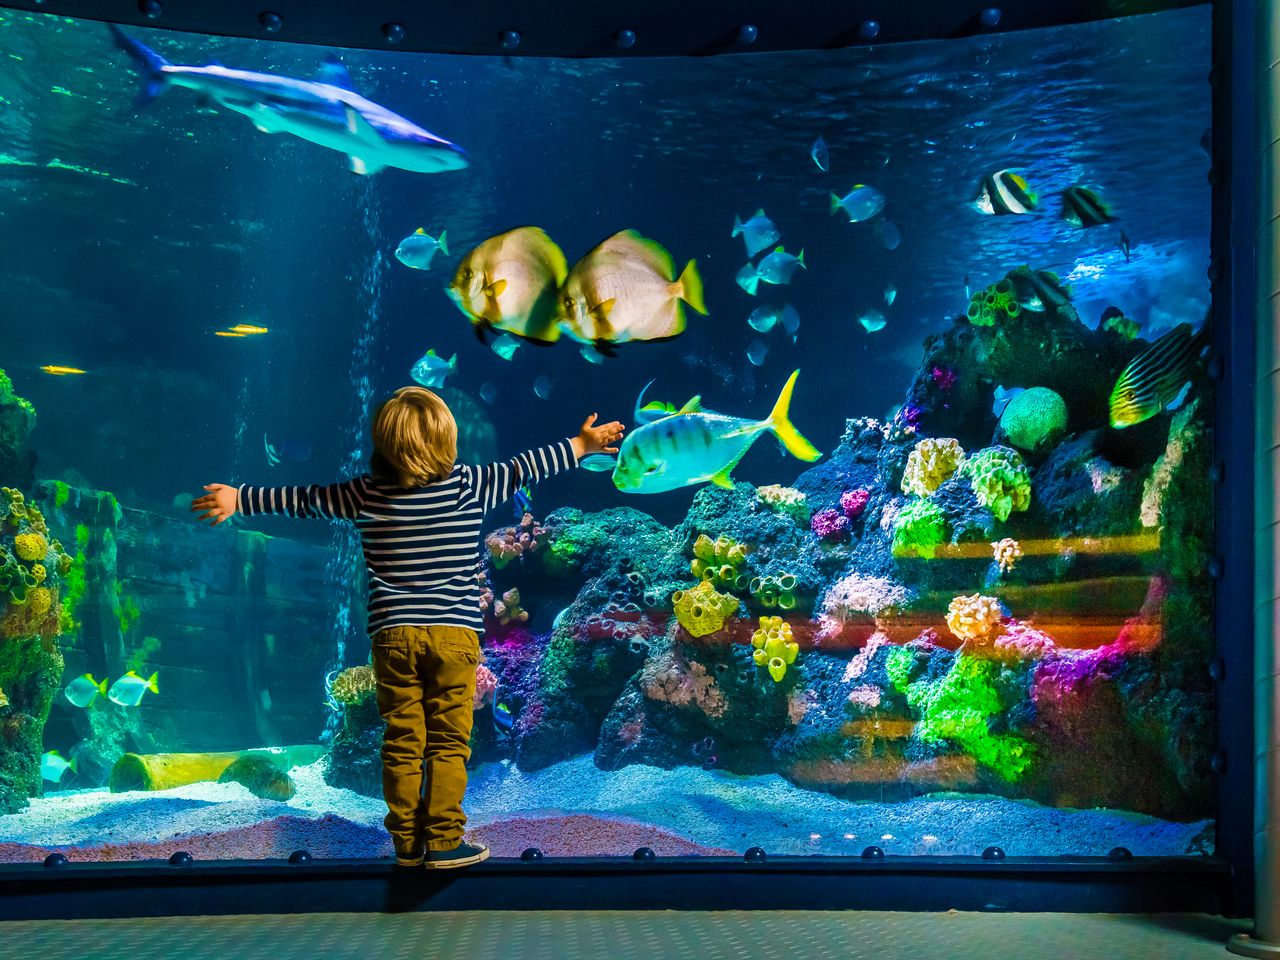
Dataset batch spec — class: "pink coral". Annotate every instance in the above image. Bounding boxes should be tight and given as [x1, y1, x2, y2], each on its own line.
[810, 508, 849, 541]
[492, 588, 529, 625]
[840, 488, 871, 520]
[931, 366, 957, 392]
[640, 650, 726, 718]
[993, 620, 1057, 660]
[846, 685, 883, 709]
[485, 513, 547, 569]
[474, 663, 498, 708]
[842, 632, 890, 682]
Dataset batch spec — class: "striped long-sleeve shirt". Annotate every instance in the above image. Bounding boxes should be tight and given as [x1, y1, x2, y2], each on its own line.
[237, 439, 578, 636]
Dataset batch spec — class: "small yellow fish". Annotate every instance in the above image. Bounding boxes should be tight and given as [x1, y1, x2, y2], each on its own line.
[558, 229, 706, 348]
[40, 365, 86, 376]
[214, 331, 247, 338]
[228, 323, 269, 335]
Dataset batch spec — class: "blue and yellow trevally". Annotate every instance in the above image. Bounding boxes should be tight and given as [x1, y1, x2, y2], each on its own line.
[1109, 322, 1208, 428]
[604, 370, 821, 494]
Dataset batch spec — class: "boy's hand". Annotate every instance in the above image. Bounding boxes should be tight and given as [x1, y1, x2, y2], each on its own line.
[191, 483, 238, 526]
[572, 413, 625, 459]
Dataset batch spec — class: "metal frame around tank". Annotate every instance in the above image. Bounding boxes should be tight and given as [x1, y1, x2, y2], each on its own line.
[0, 0, 1255, 921]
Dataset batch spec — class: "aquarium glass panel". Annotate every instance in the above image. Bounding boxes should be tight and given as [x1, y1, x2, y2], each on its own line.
[0, 6, 1213, 861]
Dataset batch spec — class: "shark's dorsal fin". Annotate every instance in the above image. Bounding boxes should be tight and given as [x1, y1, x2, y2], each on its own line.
[318, 54, 358, 91]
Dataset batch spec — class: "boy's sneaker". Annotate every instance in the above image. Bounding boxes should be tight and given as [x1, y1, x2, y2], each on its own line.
[394, 852, 425, 869]
[423, 841, 490, 869]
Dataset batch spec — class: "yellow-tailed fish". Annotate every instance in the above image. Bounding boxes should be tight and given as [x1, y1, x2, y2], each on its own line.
[447, 226, 567, 344]
[228, 323, 269, 335]
[214, 331, 247, 338]
[41, 365, 87, 376]
[607, 369, 820, 494]
[108, 670, 158, 707]
[1109, 322, 1208, 428]
[557, 229, 707, 350]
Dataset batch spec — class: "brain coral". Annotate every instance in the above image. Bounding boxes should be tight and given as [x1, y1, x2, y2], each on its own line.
[901, 438, 966, 497]
[13, 533, 45, 563]
[945, 593, 1004, 643]
[999, 387, 1068, 454]
[958, 446, 1031, 522]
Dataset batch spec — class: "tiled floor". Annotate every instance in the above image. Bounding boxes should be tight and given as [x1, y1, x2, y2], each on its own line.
[4, 911, 1254, 960]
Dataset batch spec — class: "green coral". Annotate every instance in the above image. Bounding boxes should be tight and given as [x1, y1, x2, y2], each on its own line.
[1102, 312, 1141, 340]
[999, 387, 1067, 454]
[892, 499, 948, 559]
[52, 481, 70, 511]
[690, 533, 749, 590]
[958, 446, 1032, 522]
[901, 438, 966, 497]
[904, 653, 1033, 781]
[671, 580, 739, 638]
[329, 665, 377, 705]
[885, 646, 918, 693]
[748, 573, 798, 610]
[750, 615, 799, 682]
[756, 484, 810, 524]
[966, 278, 1021, 326]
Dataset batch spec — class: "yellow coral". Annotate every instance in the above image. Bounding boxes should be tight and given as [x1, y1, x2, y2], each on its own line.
[13, 533, 46, 563]
[992, 538, 1023, 575]
[756, 484, 810, 523]
[945, 593, 1004, 643]
[330, 664, 377, 704]
[28, 587, 52, 618]
[751, 615, 800, 682]
[30, 564, 46, 584]
[671, 580, 739, 638]
[901, 438, 966, 498]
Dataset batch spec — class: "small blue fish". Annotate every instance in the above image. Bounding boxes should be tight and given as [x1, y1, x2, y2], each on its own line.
[991, 385, 1025, 416]
[877, 219, 901, 250]
[830, 184, 885, 222]
[811, 135, 829, 173]
[580, 454, 618, 472]
[736, 262, 762, 296]
[41, 750, 76, 783]
[746, 303, 800, 342]
[410, 349, 457, 388]
[264, 433, 313, 467]
[108, 670, 158, 708]
[731, 209, 781, 259]
[513, 484, 533, 518]
[480, 382, 498, 405]
[747, 339, 769, 367]
[395, 228, 449, 270]
[533, 375, 553, 400]
[491, 333, 521, 361]
[859, 310, 886, 333]
[884, 283, 897, 307]
[64, 674, 108, 709]
[580, 344, 606, 365]
[755, 247, 806, 286]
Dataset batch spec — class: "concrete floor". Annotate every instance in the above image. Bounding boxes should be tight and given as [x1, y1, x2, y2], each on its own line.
[4, 911, 1254, 960]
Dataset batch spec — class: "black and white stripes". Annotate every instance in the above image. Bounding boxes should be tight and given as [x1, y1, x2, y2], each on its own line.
[238, 439, 576, 636]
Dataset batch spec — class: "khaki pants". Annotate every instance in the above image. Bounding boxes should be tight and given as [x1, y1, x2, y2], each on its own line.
[371, 624, 479, 858]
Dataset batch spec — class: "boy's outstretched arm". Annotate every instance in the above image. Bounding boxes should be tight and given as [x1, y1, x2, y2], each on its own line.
[467, 413, 624, 513]
[191, 478, 367, 526]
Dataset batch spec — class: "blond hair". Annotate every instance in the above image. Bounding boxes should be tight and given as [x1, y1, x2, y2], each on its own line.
[370, 386, 457, 487]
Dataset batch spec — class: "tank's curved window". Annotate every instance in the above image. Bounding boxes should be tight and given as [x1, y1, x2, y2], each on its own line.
[0, 6, 1212, 860]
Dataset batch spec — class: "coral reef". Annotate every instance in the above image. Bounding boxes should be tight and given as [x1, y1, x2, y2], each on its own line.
[671, 581, 739, 638]
[958, 446, 1031, 522]
[840, 488, 870, 520]
[485, 513, 548, 570]
[810, 507, 849, 542]
[998, 387, 1068, 455]
[944, 594, 1004, 645]
[756, 484, 810, 524]
[901, 438, 966, 497]
[640, 648, 727, 717]
[493, 588, 528, 625]
[690, 533, 749, 590]
[328, 665, 376, 706]
[992, 538, 1022, 575]
[751, 616, 799, 682]
[892, 498, 948, 559]
[966, 277, 1021, 326]
[0, 371, 36, 490]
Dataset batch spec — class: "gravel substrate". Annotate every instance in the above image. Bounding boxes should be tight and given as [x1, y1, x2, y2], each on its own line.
[0, 755, 1211, 862]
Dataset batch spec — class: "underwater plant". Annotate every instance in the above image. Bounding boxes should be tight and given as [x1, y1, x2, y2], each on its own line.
[901, 438, 966, 497]
[998, 387, 1068, 454]
[751, 615, 799, 682]
[671, 580, 739, 638]
[958, 446, 1032, 523]
[892, 498, 948, 559]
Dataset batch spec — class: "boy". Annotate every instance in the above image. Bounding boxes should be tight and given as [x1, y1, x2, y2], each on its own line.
[192, 386, 624, 868]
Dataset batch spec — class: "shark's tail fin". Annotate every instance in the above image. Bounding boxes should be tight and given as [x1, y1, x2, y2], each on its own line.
[108, 24, 170, 105]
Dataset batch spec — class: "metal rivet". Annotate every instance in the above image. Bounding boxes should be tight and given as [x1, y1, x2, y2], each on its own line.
[288, 849, 312, 864]
[737, 24, 759, 45]
[258, 11, 283, 33]
[1208, 556, 1224, 579]
[979, 8, 1002, 27]
[633, 847, 656, 861]
[520, 847, 544, 861]
[1211, 750, 1228, 774]
[1209, 658, 1225, 682]
[381, 22, 405, 44]
[168, 851, 193, 866]
[861, 845, 884, 860]
[138, 0, 162, 19]
[616, 29, 637, 49]
[43, 853, 69, 869]
[1107, 847, 1133, 861]
[982, 846, 1006, 861]
[744, 847, 767, 862]
[500, 30, 522, 51]
[858, 20, 881, 40]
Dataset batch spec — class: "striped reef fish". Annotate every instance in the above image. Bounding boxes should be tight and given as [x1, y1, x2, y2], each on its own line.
[972, 169, 1038, 216]
[1061, 186, 1115, 228]
[1109, 322, 1209, 428]
[1006, 265, 1071, 313]
[606, 370, 821, 494]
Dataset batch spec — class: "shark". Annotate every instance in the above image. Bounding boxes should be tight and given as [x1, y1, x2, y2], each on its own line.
[109, 24, 469, 175]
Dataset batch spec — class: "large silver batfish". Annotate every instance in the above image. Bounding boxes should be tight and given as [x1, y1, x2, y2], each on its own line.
[599, 370, 821, 494]
[109, 25, 468, 175]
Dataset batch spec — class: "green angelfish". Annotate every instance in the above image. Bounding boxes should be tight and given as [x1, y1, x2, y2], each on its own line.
[608, 370, 821, 494]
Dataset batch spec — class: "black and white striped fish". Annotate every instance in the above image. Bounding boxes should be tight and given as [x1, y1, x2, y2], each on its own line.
[1109, 323, 1208, 428]
[972, 169, 1038, 216]
[1061, 185, 1115, 228]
